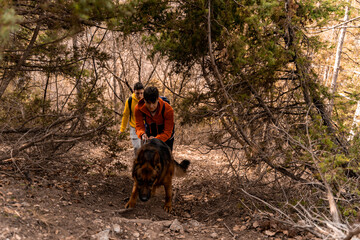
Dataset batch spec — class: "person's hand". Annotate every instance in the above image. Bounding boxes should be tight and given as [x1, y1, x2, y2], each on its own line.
[149, 136, 155, 140]
[119, 131, 127, 140]
[141, 134, 148, 141]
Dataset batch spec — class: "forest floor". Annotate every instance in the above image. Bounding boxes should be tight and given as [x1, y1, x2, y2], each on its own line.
[0, 139, 317, 240]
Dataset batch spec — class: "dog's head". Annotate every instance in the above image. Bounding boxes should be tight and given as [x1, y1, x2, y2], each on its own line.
[132, 146, 161, 202]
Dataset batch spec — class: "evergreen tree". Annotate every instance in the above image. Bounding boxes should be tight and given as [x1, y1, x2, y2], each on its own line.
[0, 0, 127, 162]
[118, 0, 343, 179]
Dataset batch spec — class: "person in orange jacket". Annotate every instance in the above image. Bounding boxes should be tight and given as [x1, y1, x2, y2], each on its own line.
[135, 86, 175, 151]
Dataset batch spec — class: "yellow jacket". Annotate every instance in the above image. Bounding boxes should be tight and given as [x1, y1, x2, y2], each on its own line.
[120, 93, 140, 132]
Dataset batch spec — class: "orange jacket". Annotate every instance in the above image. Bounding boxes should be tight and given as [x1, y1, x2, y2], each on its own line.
[135, 97, 174, 142]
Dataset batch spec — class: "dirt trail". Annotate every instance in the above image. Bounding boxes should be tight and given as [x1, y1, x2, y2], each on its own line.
[0, 142, 307, 239]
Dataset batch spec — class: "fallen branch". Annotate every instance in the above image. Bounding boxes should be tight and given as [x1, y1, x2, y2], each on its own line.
[0, 120, 111, 163]
[343, 225, 360, 240]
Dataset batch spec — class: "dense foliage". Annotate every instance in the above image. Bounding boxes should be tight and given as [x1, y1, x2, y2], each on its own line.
[118, 0, 360, 228]
[117, 0, 341, 174]
[0, 0, 125, 161]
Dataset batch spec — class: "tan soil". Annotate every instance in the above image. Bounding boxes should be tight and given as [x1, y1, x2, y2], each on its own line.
[0, 140, 309, 240]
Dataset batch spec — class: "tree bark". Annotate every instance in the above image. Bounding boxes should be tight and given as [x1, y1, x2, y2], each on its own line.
[329, 0, 350, 116]
[322, 65, 330, 85]
[348, 100, 360, 140]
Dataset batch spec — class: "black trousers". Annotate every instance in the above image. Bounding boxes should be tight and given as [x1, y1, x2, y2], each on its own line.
[165, 137, 174, 151]
[146, 122, 174, 151]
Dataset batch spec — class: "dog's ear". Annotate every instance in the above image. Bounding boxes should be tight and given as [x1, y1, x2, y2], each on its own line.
[136, 148, 145, 164]
[132, 153, 140, 178]
[152, 151, 160, 166]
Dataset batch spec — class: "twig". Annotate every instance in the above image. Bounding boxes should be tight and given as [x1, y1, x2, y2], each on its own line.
[223, 222, 236, 239]
[114, 208, 134, 214]
[76, 229, 87, 240]
[308, 16, 360, 34]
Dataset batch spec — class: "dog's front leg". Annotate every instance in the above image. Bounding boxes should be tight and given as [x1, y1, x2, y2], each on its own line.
[151, 179, 159, 197]
[125, 183, 138, 209]
[151, 185, 157, 196]
[163, 182, 172, 213]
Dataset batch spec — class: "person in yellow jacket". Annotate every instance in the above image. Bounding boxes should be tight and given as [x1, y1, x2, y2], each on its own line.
[120, 82, 144, 156]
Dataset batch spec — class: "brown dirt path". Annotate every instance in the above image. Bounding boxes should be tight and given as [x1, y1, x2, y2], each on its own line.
[0, 141, 308, 239]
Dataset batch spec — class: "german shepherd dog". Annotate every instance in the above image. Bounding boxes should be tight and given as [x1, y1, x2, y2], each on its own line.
[125, 138, 190, 212]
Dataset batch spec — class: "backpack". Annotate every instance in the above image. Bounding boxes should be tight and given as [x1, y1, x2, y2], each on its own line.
[159, 96, 170, 120]
[128, 96, 134, 121]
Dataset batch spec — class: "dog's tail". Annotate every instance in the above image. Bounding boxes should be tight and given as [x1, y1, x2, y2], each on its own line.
[174, 159, 190, 177]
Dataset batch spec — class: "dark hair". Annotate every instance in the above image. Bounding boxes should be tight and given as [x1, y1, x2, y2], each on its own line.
[143, 86, 159, 103]
[134, 82, 144, 91]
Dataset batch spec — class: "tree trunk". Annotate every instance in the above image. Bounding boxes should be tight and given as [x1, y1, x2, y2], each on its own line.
[73, 33, 81, 95]
[113, 33, 118, 125]
[348, 100, 360, 140]
[328, 0, 350, 116]
[322, 64, 330, 85]
[0, 24, 40, 99]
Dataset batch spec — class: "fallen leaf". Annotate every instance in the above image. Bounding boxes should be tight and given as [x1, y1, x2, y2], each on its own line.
[233, 224, 247, 231]
[182, 195, 195, 200]
[264, 230, 276, 236]
[3, 206, 20, 217]
[232, 225, 241, 231]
